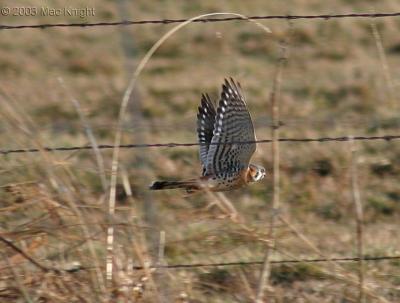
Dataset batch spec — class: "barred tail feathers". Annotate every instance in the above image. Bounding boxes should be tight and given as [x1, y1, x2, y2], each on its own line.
[149, 179, 199, 191]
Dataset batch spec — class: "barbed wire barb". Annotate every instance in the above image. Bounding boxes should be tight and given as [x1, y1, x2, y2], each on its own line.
[1, 134, 400, 155]
[1, 12, 400, 30]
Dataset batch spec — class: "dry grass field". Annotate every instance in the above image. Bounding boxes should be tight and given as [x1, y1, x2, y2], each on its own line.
[1, 0, 400, 302]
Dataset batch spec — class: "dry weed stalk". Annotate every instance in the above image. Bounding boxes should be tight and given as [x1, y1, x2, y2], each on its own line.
[349, 138, 365, 303]
[255, 43, 287, 302]
[0, 235, 53, 273]
[370, 21, 396, 108]
[58, 77, 108, 192]
[119, 167, 162, 301]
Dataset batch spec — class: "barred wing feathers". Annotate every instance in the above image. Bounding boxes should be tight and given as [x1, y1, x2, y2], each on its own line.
[205, 78, 256, 177]
[197, 93, 217, 175]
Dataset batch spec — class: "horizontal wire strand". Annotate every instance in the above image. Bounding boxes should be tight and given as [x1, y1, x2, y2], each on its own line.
[1, 12, 400, 30]
[1, 254, 398, 273]
[131, 255, 400, 270]
[1, 134, 400, 155]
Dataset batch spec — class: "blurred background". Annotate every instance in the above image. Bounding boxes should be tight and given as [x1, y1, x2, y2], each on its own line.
[1, 0, 400, 302]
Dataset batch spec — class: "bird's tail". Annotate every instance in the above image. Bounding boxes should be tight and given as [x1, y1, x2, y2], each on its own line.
[149, 179, 199, 191]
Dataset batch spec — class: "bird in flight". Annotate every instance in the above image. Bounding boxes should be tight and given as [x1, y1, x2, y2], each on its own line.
[150, 78, 266, 192]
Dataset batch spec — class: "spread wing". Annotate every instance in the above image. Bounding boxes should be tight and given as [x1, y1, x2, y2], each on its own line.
[197, 93, 217, 175]
[205, 78, 256, 177]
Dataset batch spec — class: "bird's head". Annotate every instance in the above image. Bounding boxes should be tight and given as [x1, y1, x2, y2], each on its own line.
[248, 164, 266, 182]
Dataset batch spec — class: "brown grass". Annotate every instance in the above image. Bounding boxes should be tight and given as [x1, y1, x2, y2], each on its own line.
[1, 0, 400, 302]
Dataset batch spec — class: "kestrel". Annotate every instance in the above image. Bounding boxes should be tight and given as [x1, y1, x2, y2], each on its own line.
[150, 78, 266, 192]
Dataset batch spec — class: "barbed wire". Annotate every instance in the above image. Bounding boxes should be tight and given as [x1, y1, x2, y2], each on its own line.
[1, 134, 400, 156]
[131, 255, 400, 270]
[1, 12, 400, 31]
